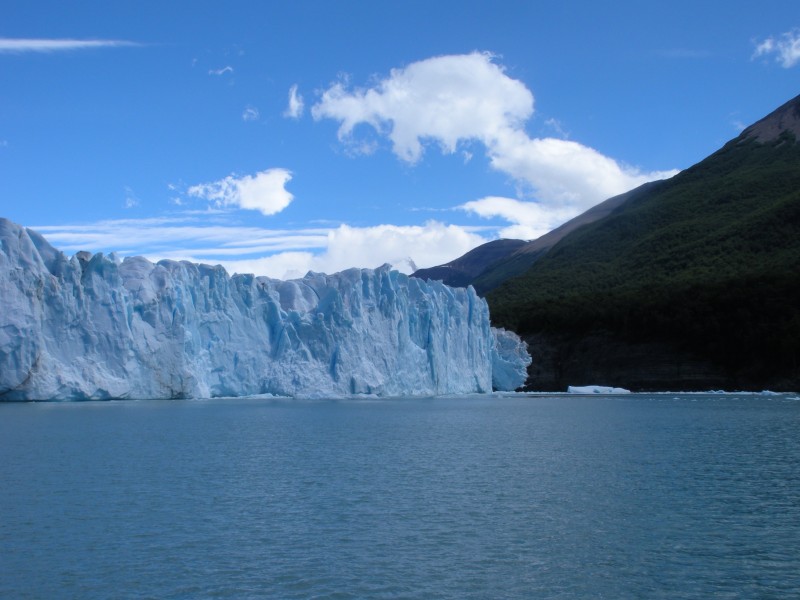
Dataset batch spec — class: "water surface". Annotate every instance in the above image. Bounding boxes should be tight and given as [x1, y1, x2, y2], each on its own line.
[2, 394, 799, 598]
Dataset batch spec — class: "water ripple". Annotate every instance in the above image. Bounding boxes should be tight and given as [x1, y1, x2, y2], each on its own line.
[1, 394, 799, 598]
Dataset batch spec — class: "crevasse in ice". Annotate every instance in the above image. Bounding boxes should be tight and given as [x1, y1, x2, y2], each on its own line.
[0, 218, 530, 400]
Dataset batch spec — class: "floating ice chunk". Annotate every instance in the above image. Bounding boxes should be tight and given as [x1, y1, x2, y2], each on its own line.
[567, 385, 631, 394]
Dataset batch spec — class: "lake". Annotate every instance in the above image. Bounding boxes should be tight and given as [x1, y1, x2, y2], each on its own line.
[2, 393, 799, 598]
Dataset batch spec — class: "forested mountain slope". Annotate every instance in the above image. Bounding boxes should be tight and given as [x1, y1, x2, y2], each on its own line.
[487, 94, 800, 391]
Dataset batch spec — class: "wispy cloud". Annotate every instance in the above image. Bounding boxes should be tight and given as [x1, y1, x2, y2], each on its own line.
[544, 118, 569, 139]
[33, 215, 324, 251]
[0, 38, 139, 53]
[123, 186, 140, 209]
[283, 84, 305, 119]
[312, 51, 677, 236]
[175, 222, 486, 278]
[753, 28, 800, 68]
[659, 48, 711, 59]
[459, 196, 575, 240]
[242, 105, 260, 121]
[209, 65, 234, 76]
[31, 216, 487, 280]
[187, 168, 294, 216]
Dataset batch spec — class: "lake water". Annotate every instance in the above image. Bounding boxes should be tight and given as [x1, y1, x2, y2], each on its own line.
[2, 393, 799, 598]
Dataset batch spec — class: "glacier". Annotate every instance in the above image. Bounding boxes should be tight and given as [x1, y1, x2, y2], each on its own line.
[0, 218, 530, 400]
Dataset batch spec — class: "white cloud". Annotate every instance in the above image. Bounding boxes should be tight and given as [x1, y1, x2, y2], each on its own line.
[488, 130, 677, 207]
[34, 217, 327, 255]
[32, 217, 487, 280]
[753, 28, 800, 68]
[544, 117, 569, 139]
[460, 196, 576, 240]
[312, 52, 533, 163]
[212, 252, 317, 280]
[153, 221, 486, 278]
[123, 186, 140, 209]
[187, 168, 294, 216]
[312, 51, 677, 231]
[242, 105, 260, 121]
[209, 66, 234, 76]
[308, 222, 485, 275]
[284, 84, 305, 119]
[0, 38, 139, 53]
[180, 222, 486, 278]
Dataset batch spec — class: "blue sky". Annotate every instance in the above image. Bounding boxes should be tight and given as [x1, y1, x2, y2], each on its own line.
[2, 1, 798, 278]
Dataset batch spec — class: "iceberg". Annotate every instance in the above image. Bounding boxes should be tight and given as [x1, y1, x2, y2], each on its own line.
[0, 218, 530, 400]
[567, 385, 631, 394]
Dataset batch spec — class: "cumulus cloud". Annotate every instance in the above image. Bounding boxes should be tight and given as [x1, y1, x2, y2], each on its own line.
[313, 222, 484, 274]
[284, 84, 305, 119]
[33, 217, 486, 280]
[459, 196, 576, 240]
[312, 51, 677, 234]
[312, 52, 533, 163]
[0, 38, 139, 53]
[488, 131, 677, 206]
[187, 168, 294, 216]
[753, 28, 800, 68]
[187, 222, 486, 278]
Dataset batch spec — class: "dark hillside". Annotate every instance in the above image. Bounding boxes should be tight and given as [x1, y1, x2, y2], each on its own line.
[488, 95, 800, 391]
[413, 181, 665, 294]
[472, 181, 664, 293]
[412, 239, 525, 288]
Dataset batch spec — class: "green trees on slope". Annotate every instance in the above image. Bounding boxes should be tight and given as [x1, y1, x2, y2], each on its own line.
[487, 133, 800, 388]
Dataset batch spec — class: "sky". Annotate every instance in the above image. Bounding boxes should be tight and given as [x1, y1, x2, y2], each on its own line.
[1, 1, 798, 279]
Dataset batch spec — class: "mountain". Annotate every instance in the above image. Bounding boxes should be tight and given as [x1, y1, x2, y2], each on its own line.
[412, 238, 527, 288]
[0, 219, 530, 400]
[740, 93, 800, 142]
[472, 181, 665, 293]
[413, 183, 663, 295]
[487, 93, 800, 391]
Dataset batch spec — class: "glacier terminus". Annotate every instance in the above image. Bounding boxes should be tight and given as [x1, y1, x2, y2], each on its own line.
[0, 218, 530, 400]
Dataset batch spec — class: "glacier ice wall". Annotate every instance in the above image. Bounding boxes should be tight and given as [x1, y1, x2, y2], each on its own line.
[0, 218, 530, 400]
[491, 327, 533, 392]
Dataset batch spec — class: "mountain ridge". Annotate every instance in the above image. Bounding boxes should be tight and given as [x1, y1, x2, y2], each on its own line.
[412, 238, 527, 289]
[740, 93, 800, 143]
[414, 94, 800, 298]
[412, 181, 666, 293]
[485, 92, 800, 391]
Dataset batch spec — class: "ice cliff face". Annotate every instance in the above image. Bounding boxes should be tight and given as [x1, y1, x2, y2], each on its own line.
[0, 218, 530, 400]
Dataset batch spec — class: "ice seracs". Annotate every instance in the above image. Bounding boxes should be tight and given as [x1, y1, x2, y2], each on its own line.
[0, 218, 530, 400]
